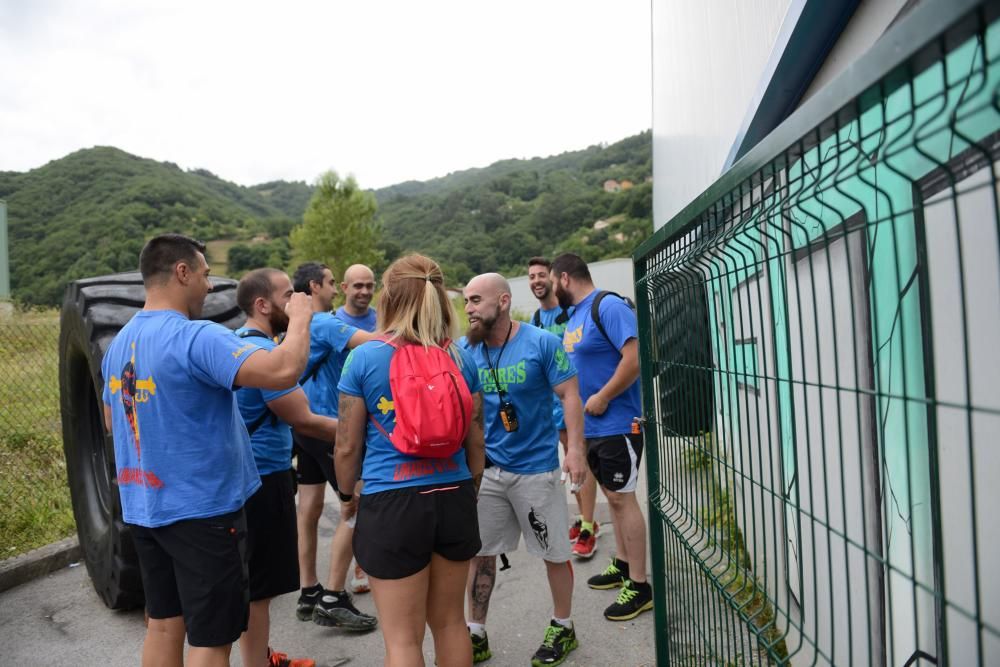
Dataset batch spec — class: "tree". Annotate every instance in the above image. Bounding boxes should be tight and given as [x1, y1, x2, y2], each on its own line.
[289, 171, 383, 278]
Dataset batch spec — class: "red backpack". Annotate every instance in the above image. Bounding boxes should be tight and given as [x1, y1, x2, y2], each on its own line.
[369, 337, 473, 458]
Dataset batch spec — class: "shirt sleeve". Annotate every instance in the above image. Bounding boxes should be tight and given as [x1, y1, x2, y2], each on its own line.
[329, 317, 360, 353]
[600, 297, 638, 351]
[540, 330, 577, 388]
[338, 346, 365, 397]
[457, 346, 482, 394]
[189, 322, 259, 389]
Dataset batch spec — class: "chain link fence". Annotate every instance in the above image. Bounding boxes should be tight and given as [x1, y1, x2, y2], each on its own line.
[0, 312, 75, 560]
[636, 0, 1000, 664]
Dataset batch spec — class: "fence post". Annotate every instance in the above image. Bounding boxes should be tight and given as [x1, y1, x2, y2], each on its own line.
[635, 254, 671, 665]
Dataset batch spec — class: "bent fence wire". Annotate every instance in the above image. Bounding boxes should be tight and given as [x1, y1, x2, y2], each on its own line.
[634, 1, 1000, 665]
[0, 316, 75, 559]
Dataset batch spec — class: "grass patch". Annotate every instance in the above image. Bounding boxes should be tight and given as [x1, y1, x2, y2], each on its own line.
[0, 312, 77, 558]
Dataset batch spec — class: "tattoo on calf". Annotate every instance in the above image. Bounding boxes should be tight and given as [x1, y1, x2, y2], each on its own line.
[470, 557, 497, 619]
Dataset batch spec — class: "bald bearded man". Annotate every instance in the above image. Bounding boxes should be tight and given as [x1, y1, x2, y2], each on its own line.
[336, 264, 377, 332]
[460, 273, 588, 666]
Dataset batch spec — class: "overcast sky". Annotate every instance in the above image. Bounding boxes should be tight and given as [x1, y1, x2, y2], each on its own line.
[0, 0, 651, 189]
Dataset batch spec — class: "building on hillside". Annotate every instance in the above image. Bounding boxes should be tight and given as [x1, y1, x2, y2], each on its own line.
[603, 179, 621, 193]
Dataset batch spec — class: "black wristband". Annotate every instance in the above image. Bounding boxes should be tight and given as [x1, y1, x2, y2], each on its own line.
[337, 490, 353, 502]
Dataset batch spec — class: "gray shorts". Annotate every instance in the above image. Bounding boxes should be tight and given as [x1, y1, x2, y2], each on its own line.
[476, 467, 571, 563]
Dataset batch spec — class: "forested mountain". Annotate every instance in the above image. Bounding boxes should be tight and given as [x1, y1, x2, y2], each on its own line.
[1, 147, 302, 305]
[2, 132, 651, 305]
[374, 131, 652, 283]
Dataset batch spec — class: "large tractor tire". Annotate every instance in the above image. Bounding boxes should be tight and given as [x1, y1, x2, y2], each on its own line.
[59, 271, 244, 609]
[651, 270, 715, 437]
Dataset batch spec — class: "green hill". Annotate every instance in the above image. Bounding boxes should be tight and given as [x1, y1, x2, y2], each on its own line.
[2, 132, 651, 305]
[1, 147, 299, 306]
[374, 130, 652, 282]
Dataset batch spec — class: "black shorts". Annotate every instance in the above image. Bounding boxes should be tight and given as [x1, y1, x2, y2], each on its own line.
[130, 508, 249, 647]
[586, 432, 645, 493]
[244, 469, 300, 601]
[353, 480, 480, 580]
[293, 432, 336, 488]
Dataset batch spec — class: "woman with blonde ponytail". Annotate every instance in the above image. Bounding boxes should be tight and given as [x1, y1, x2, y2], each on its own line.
[335, 254, 485, 667]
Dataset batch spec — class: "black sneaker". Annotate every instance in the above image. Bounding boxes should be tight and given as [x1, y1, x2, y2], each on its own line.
[586, 557, 629, 589]
[531, 620, 578, 666]
[295, 584, 323, 621]
[312, 589, 378, 631]
[603, 579, 653, 621]
[470, 629, 492, 663]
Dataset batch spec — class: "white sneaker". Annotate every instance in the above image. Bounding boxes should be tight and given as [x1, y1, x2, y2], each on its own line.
[351, 563, 370, 594]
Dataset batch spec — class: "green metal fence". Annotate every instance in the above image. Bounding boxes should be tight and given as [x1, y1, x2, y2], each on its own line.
[635, 0, 1000, 664]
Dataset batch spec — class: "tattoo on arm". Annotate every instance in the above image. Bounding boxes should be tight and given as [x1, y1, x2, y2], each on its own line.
[470, 557, 497, 620]
[472, 394, 484, 429]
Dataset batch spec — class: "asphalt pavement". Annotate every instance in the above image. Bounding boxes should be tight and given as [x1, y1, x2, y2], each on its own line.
[1, 466, 655, 666]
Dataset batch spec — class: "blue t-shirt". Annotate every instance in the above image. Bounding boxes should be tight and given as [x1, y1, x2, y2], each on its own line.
[101, 310, 261, 528]
[234, 329, 298, 475]
[338, 340, 481, 494]
[530, 305, 575, 431]
[460, 324, 576, 474]
[302, 313, 359, 418]
[335, 306, 377, 333]
[562, 291, 642, 438]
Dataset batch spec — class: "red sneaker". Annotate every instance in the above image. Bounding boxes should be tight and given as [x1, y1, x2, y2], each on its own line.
[569, 518, 582, 543]
[268, 647, 315, 667]
[572, 528, 598, 559]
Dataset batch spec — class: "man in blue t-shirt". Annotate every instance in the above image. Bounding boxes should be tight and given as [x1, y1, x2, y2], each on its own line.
[335, 263, 377, 331]
[101, 234, 314, 666]
[461, 272, 587, 666]
[527, 256, 601, 560]
[234, 268, 351, 667]
[289, 261, 379, 631]
[551, 252, 653, 623]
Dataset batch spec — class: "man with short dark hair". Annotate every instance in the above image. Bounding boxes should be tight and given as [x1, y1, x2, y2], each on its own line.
[102, 234, 313, 667]
[235, 268, 345, 667]
[527, 256, 600, 559]
[461, 272, 588, 666]
[550, 252, 653, 622]
[336, 263, 377, 331]
[290, 262, 378, 630]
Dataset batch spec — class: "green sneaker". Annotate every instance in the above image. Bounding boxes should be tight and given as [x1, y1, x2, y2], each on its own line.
[471, 629, 492, 663]
[586, 557, 629, 589]
[531, 620, 578, 666]
[603, 579, 654, 621]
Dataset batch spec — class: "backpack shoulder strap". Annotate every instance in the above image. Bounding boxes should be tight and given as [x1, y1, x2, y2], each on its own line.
[238, 329, 271, 340]
[590, 291, 616, 350]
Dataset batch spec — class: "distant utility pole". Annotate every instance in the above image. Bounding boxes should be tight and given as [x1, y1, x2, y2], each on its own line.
[0, 200, 8, 300]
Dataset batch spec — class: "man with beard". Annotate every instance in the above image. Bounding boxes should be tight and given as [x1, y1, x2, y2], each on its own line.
[460, 273, 588, 666]
[102, 236, 313, 667]
[549, 253, 652, 622]
[290, 262, 378, 631]
[527, 257, 600, 559]
[234, 268, 341, 667]
[335, 264, 377, 331]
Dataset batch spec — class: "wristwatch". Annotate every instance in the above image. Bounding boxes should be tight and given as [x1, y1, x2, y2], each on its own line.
[337, 490, 353, 502]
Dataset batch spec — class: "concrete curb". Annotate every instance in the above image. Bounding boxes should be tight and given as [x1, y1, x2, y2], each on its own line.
[0, 537, 82, 594]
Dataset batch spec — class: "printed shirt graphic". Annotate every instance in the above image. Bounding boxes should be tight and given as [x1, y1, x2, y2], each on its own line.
[338, 339, 481, 494]
[101, 310, 261, 528]
[335, 306, 377, 333]
[302, 313, 359, 418]
[460, 325, 576, 474]
[562, 291, 642, 438]
[530, 305, 576, 431]
[234, 328, 299, 475]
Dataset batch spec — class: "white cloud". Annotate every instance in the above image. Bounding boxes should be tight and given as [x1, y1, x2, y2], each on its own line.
[0, 0, 651, 188]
